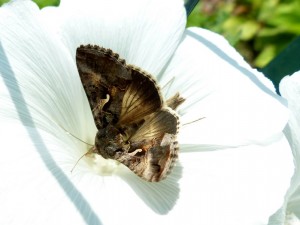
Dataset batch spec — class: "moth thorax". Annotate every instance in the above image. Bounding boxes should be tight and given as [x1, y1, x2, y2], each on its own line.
[95, 126, 125, 159]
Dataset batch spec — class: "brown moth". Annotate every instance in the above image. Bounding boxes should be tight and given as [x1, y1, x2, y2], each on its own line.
[76, 44, 184, 182]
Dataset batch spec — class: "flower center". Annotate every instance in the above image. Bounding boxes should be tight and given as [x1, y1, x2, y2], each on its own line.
[85, 151, 120, 176]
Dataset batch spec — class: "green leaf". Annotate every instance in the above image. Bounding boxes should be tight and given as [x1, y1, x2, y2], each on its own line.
[33, 0, 60, 8]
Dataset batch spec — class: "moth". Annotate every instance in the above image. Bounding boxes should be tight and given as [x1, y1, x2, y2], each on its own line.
[76, 44, 184, 182]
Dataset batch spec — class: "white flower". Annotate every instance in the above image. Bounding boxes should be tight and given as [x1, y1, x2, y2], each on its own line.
[0, 0, 294, 225]
[268, 72, 300, 225]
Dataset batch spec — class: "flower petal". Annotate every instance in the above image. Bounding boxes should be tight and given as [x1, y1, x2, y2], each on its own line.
[0, 1, 182, 224]
[177, 136, 293, 225]
[277, 72, 300, 222]
[0, 120, 180, 224]
[41, 0, 186, 76]
[1, 1, 294, 225]
[0, 122, 99, 225]
[1, 120, 293, 225]
[0, 0, 96, 140]
[162, 27, 289, 146]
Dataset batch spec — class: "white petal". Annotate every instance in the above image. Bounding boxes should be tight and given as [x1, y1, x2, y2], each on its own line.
[0, 120, 183, 224]
[0, 123, 89, 225]
[1, 121, 292, 225]
[278, 72, 300, 222]
[162, 27, 289, 146]
[176, 136, 293, 225]
[0, 0, 96, 140]
[41, 0, 186, 76]
[284, 213, 300, 225]
[0, 2, 188, 224]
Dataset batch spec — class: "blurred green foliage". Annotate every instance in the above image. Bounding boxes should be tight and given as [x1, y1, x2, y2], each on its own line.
[0, 0, 59, 8]
[187, 0, 300, 68]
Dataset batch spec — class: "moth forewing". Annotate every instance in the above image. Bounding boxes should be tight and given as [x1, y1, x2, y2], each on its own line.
[118, 66, 163, 125]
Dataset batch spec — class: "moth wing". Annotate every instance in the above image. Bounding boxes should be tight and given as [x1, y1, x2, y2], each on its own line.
[130, 108, 179, 182]
[76, 45, 136, 130]
[117, 108, 179, 182]
[130, 108, 179, 142]
[118, 67, 163, 125]
[140, 133, 178, 182]
[76, 45, 163, 127]
[121, 133, 178, 182]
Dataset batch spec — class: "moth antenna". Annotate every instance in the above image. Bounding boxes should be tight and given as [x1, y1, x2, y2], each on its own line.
[161, 76, 175, 96]
[182, 117, 205, 126]
[71, 152, 88, 173]
[65, 130, 93, 146]
[58, 125, 93, 146]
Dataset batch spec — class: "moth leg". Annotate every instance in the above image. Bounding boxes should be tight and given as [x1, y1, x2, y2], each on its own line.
[128, 148, 143, 156]
[166, 92, 185, 110]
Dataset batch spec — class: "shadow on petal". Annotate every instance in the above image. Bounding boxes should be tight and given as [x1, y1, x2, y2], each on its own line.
[117, 162, 182, 214]
[0, 42, 103, 225]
